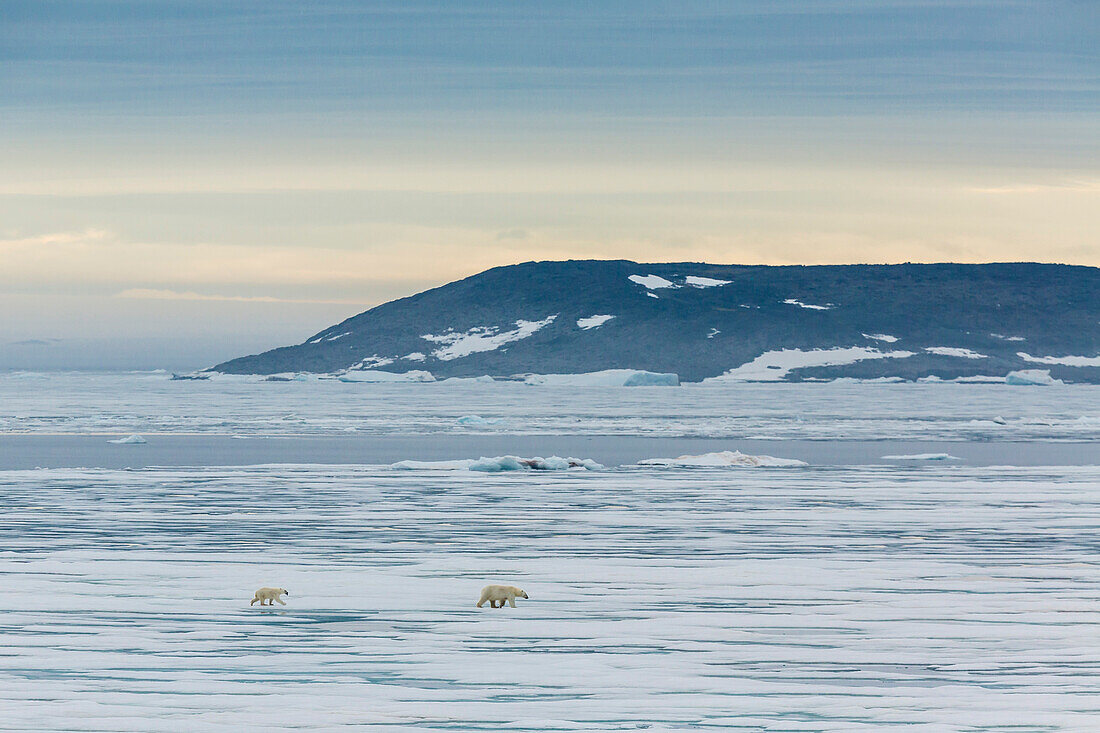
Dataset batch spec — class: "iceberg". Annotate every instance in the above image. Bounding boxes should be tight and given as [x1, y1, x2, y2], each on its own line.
[338, 370, 435, 383]
[1005, 369, 1063, 386]
[392, 455, 603, 471]
[108, 434, 147, 444]
[639, 450, 806, 467]
[439, 375, 496, 384]
[524, 369, 679, 387]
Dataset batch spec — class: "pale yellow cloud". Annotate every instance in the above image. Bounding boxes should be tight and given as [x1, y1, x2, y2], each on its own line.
[113, 289, 370, 305]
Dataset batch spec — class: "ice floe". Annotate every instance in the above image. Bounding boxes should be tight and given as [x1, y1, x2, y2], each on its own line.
[392, 455, 603, 471]
[639, 450, 806, 467]
[524, 369, 679, 387]
[1006, 369, 1064, 386]
[708, 347, 915, 382]
[108, 434, 147, 444]
[455, 415, 504, 426]
[991, 333, 1026, 341]
[924, 347, 987, 359]
[439, 375, 496, 384]
[881, 453, 960, 461]
[338, 370, 435, 383]
[863, 333, 899, 343]
[421, 316, 557, 361]
[576, 314, 615, 330]
[1017, 352, 1100, 367]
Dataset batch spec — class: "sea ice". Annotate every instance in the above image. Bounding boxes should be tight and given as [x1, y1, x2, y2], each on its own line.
[456, 415, 504, 426]
[862, 333, 899, 343]
[523, 369, 679, 387]
[1005, 369, 1064, 386]
[881, 453, 960, 461]
[440, 375, 496, 384]
[392, 455, 603, 471]
[638, 450, 806, 467]
[108, 434, 147, 444]
[338, 370, 435, 383]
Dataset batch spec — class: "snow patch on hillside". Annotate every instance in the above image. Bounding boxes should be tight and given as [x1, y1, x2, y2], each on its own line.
[707, 328, 720, 339]
[1018, 352, 1100, 367]
[708, 347, 915, 382]
[577, 314, 615, 330]
[924, 347, 987, 359]
[402, 352, 426, 361]
[863, 333, 898, 343]
[685, 276, 731, 288]
[355, 355, 394, 369]
[629, 274, 677, 289]
[421, 315, 557, 361]
[991, 333, 1026, 341]
[784, 298, 833, 310]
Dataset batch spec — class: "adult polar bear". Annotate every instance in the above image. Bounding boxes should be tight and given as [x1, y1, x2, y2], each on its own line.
[250, 587, 289, 606]
[477, 584, 528, 608]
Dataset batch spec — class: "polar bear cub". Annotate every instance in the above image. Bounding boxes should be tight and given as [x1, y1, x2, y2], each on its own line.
[250, 587, 289, 606]
[477, 584, 528, 609]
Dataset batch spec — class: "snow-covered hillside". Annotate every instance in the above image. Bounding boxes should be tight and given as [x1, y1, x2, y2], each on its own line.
[214, 260, 1100, 383]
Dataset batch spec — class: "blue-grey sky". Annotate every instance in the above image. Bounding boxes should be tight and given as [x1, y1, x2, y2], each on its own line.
[1, 1, 1097, 369]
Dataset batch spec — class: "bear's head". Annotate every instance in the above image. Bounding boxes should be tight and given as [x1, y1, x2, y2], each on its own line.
[518, 589, 529, 599]
[279, 589, 289, 596]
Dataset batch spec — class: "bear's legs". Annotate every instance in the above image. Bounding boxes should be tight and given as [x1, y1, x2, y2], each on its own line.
[250, 597, 258, 606]
[275, 596, 286, 605]
[507, 597, 516, 608]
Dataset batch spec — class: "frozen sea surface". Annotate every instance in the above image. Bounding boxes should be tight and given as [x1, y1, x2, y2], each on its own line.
[4, 463, 1100, 731]
[1, 371, 1099, 441]
[3, 373, 1100, 730]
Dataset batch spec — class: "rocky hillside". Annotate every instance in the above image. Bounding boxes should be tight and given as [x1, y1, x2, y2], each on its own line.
[213, 260, 1100, 383]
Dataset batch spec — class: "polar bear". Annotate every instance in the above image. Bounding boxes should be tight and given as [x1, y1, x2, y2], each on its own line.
[477, 584, 528, 609]
[250, 587, 289, 606]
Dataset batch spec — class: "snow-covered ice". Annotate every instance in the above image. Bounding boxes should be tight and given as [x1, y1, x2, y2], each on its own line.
[338, 369, 435, 383]
[576, 314, 615, 330]
[881, 452, 960, 461]
[5, 461, 1100, 730]
[455, 414, 504, 426]
[1006, 369, 1064, 386]
[524, 370, 679, 387]
[108, 434, 147, 444]
[2, 372, 1098, 442]
[708, 347, 915, 382]
[421, 316, 557, 361]
[638, 450, 807, 467]
[391, 455, 603, 471]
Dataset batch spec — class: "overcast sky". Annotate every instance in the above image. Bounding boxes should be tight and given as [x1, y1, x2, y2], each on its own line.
[1, 1, 1097, 369]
